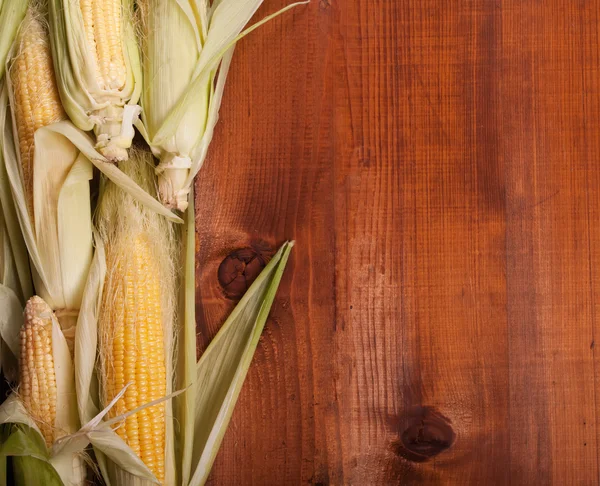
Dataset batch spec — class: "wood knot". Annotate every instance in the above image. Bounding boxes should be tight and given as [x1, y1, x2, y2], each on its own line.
[218, 241, 273, 300]
[391, 407, 455, 462]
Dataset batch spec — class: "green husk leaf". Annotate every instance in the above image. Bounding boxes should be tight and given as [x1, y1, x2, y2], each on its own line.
[0, 426, 64, 486]
[188, 241, 294, 486]
[0, 425, 47, 460]
[12, 454, 64, 486]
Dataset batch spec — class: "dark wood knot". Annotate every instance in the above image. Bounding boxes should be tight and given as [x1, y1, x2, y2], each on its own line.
[218, 241, 273, 300]
[391, 407, 455, 462]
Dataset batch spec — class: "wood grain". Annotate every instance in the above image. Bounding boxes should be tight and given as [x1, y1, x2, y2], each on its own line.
[194, 0, 600, 484]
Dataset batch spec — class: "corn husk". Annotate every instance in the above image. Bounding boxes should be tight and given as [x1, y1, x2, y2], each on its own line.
[0, 304, 84, 486]
[175, 188, 294, 485]
[89, 150, 178, 485]
[0, 0, 28, 81]
[138, 0, 307, 210]
[187, 240, 294, 486]
[0, 0, 31, 378]
[48, 0, 142, 162]
[0, 83, 32, 380]
[0, 424, 64, 486]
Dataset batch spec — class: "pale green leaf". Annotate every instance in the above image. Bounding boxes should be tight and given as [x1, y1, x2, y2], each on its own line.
[0, 395, 41, 435]
[179, 189, 197, 485]
[0, 84, 32, 303]
[0, 0, 28, 81]
[88, 427, 158, 484]
[74, 237, 105, 426]
[32, 125, 92, 310]
[188, 241, 294, 486]
[186, 47, 234, 187]
[51, 316, 79, 438]
[0, 284, 22, 365]
[156, 1, 308, 146]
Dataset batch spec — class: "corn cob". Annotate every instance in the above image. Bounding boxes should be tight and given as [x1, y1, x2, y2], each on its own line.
[48, 0, 141, 162]
[10, 13, 66, 220]
[80, 0, 127, 91]
[101, 234, 167, 483]
[19, 296, 57, 447]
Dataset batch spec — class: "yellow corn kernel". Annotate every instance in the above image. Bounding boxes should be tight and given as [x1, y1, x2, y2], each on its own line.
[19, 296, 57, 447]
[80, 0, 127, 91]
[102, 235, 166, 483]
[10, 13, 66, 220]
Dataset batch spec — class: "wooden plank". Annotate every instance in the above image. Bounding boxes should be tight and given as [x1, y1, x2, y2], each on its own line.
[195, 0, 600, 483]
[332, 1, 509, 483]
[501, 1, 599, 483]
[195, 1, 335, 484]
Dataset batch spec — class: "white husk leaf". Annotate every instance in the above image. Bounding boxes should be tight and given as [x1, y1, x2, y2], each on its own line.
[188, 241, 294, 486]
[3, 119, 179, 318]
[48, 0, 142, 161]
[74, 237, 105, 425]
[0, 394, 41, 434]
[50, 315, 85, 486]
[52, 315, 79, 438]
[33, 121, 182, 223]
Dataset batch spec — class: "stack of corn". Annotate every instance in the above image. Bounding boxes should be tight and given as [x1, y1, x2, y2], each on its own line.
[3, 11, 86, 479]
[0, 1, 300, 485]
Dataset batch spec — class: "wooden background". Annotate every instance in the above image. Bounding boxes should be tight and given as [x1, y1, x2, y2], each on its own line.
[194, 0, 600, 484]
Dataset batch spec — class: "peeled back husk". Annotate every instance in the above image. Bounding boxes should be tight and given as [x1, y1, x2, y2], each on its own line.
[48, 0, 142, 162]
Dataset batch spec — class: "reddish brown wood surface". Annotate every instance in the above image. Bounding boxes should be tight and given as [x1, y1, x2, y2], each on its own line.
[195, 1, 600, 484]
